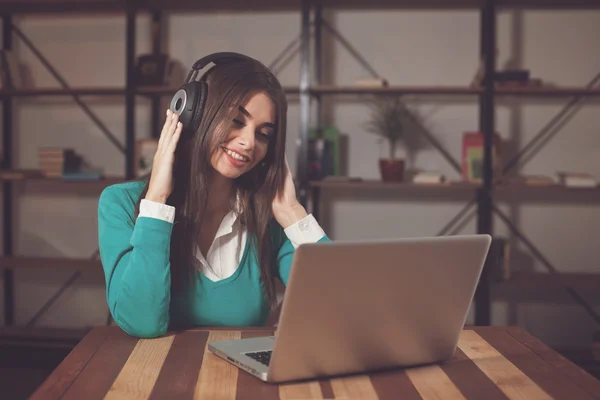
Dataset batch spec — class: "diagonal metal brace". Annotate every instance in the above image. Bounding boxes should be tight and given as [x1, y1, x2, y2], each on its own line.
[10, 24, 125, 154]
[26, 249, 100, 327]
[492, 205, 600, 327]
[436, 197, 477, 236]
[320, 19, 381, 79]
[503, 72, 600, 175]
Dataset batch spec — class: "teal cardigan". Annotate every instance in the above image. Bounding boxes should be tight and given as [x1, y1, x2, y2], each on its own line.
[97, 180, 330, 338]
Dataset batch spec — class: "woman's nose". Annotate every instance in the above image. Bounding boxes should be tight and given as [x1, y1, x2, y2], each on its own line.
[236, 125, 255, 149]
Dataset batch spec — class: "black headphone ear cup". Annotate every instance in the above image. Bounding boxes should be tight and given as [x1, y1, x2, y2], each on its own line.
[170, 83, 193, 129]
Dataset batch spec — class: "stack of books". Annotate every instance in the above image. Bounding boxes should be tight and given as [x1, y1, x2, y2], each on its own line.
[37, 148, 83, 178]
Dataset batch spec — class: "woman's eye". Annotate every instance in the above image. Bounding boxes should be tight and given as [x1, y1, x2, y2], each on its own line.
[232, 119, 244, 126]
[258, 132, 271, 141]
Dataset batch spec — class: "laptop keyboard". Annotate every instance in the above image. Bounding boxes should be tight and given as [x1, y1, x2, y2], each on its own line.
[245, 350, 272, 366]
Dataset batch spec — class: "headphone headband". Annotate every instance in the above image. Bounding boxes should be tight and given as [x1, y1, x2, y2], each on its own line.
[171, 51, 263, 137]
[185, 51, 261, 83]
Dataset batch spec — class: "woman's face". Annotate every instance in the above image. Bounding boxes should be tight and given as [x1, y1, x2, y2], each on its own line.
[210, 92, 275, 179]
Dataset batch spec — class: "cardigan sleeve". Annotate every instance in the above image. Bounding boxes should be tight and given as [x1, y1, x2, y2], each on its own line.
[272, 216, 331, 285]
[98, 185, 173, 338]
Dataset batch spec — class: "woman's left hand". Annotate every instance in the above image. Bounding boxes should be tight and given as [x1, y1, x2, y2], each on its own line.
[272, 155, 308, 229]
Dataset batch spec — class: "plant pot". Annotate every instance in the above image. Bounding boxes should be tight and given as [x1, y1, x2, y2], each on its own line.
[379, 159, 405, 182]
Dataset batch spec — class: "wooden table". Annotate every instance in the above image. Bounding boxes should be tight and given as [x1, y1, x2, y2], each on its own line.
[30, 326, 600, 399]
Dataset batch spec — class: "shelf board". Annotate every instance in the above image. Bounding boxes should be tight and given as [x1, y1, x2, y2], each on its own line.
[0, 256, 102, 270]
[495, 182, 600, 195]
[309, 180, 600, 201]
[2, 86, 598, 99]
[498, 272, 600, 289]
[135, 85, 300, 96]
[0, 326, 90, 348]
[0, 0, 597, 14]
[138, 0, 600, 12]
[309, 179, 478, 192]
[0, 0, 126, 14]
[0, 87, 127, 97]
[309, 85, 481, 96]
[0, 326, 90, 341]
[496, 87, 600, 97]
[0, 172, 127, 188]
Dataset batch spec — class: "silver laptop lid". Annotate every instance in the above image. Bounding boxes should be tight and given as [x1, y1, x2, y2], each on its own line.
[267, 234, 492, 383]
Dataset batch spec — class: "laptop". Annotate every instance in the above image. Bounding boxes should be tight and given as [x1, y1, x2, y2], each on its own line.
[208, 234, 492, 383]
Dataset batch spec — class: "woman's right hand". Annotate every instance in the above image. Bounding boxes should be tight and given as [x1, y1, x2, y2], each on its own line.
[145, 109, 183, 204]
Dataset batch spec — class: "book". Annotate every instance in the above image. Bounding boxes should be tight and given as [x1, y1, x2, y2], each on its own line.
[461, 131, 502, 182]
[556, 171, 597, 188]
[412, 171, 446, 185]
[307, 127, 340, 180]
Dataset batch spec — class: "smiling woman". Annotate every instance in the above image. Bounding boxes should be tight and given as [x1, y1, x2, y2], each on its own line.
[97, 53, 331, 338]
[211, 95, 275, 179]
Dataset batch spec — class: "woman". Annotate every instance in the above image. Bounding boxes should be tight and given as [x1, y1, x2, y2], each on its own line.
[98, 56, 330, 338]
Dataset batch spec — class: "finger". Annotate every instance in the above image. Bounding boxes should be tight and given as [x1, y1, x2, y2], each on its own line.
[167, 121, 183, 153]
[158, 109, 174, 148]
[161, 111, 179, 151]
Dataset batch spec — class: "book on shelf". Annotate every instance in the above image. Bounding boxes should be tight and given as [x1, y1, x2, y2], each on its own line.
[307, 127, 340, 181]
[556, 171, 597, 188]
[461, 131, 502, 182]
[38, 147, 83, 177]
[488, 237, 511, 282]
[507, 175, 556, 186]
[412, 171, 446, 185]
[353, 77, 389, 87]
[0, 169, 44, 180]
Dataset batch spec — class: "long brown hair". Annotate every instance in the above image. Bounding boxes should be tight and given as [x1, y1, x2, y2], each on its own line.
[135, 58, 288, 307]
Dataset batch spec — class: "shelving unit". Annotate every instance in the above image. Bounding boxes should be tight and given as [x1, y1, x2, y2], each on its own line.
[0, 0, 598, 340]
[299, 0, 600, 329]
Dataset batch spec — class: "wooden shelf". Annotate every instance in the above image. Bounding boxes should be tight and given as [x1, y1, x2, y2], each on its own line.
[135, 85, 300, 96]
[0, 172, 127, 190]
[0, 326, 90, 348]
[496, 87, 600, 97]
[309, 179, 478, 193]
[309, 180, 600, 202]
[0, 0, 126, 14]
[310, 85, 481, 96]
[138, 0, 600, 12]
[0, 87, 127, 97]
[0, 0, 597, 15]
[494, 182, 600, 195]
[498, 272, 600, 289]
[0, 256, 102, 270]
[0, 326, 90, 341]
[2, 86, 598, 99]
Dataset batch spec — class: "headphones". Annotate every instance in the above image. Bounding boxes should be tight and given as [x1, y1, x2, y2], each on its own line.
[169, 52, 263, 135]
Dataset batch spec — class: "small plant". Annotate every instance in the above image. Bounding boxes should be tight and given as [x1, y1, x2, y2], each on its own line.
[364, 96, 414, 160]
[364, 95, 432, 182]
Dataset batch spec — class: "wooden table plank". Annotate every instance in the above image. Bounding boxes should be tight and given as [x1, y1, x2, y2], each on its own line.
[28, 326, 111, 400]
[279, 380, 324, 399]
[405, 363, 468, 399]
[476, 328, 599, 400]
[30, 326, 600, 400]
[236, 330, 280, 400]
[460, 329, 554, 399]
[505, 326, 600, 398]
[194, 331, 242, 399]
[105, 335, 174, 399]
[148, 331, 210, 400]
[60, 328, 139, 400]
[369, 369, 422, 400]
[439, 347, 509, 400]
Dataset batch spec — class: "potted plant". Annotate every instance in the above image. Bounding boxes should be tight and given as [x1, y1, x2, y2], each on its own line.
[365, 95, 426, 182]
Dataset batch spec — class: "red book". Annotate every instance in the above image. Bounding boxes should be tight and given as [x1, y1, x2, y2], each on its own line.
[461, 131, 502, 182]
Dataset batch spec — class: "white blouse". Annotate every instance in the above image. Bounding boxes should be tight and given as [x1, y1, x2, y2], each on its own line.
[138, 199, 326, 282]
